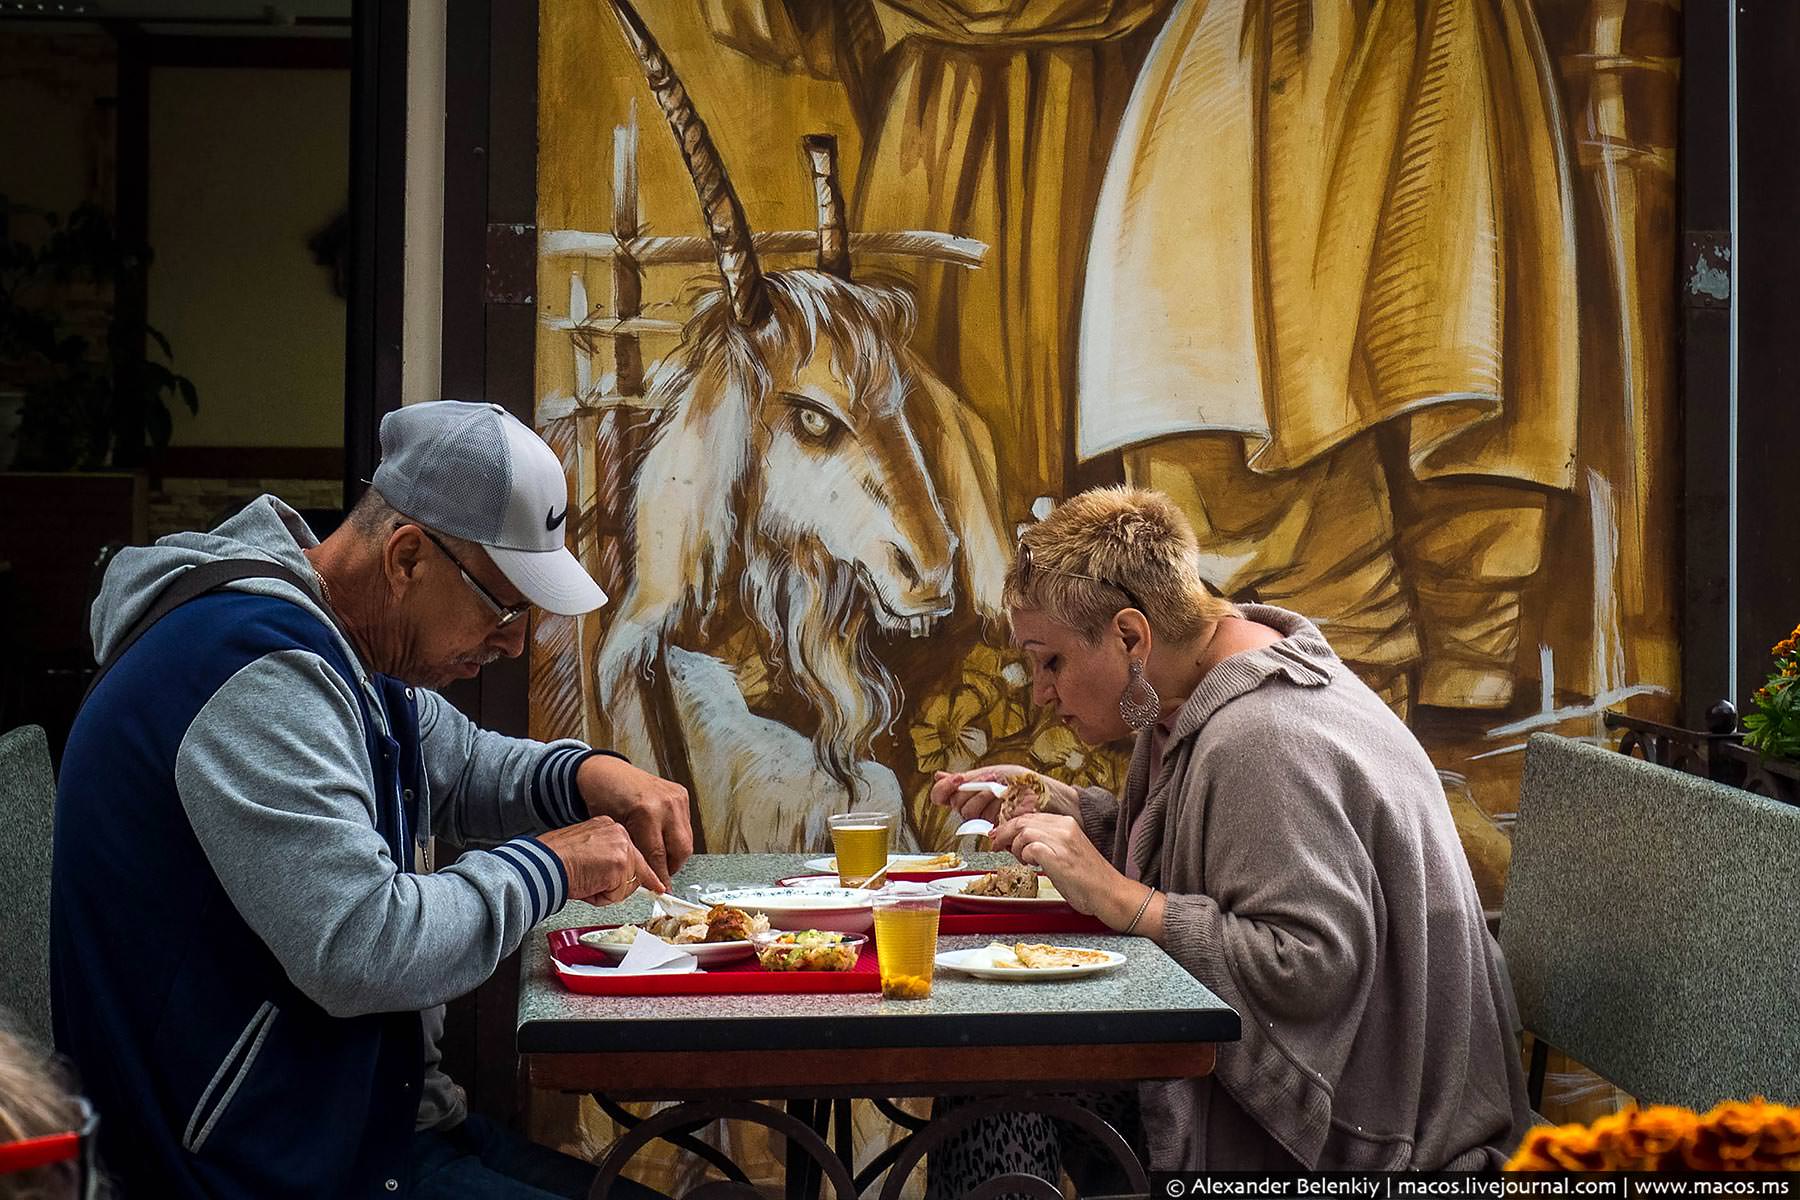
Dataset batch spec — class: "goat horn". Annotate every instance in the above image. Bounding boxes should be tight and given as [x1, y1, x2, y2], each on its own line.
[802, 134, 852, 280]
[607, 0, 769, 326]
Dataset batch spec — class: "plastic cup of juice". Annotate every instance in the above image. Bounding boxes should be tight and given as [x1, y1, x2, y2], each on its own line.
[871, 885, 941, 1000]
[828, 812, 893, 887]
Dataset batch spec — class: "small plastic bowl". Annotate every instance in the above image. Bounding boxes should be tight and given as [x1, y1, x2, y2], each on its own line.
[750, 929, 867, 972]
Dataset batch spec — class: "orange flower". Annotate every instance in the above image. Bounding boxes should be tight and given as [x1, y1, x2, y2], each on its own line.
[1508, 1098, 1800, 1173]
[1708, 1099, 1767, 1164]
[1760, 1109, 1800, 1158]
[1544, 1127, 1608, 1171]
[1615, 1106, 1696, 1167]
[1682, 1129, 1726, 1172]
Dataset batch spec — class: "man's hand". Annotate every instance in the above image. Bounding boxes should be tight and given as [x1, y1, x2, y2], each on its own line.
[537, 816, 659, 906]
[575, 755, 693, 889]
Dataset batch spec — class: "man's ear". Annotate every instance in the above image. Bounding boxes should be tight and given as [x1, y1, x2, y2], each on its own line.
[383, 524, 429, 598]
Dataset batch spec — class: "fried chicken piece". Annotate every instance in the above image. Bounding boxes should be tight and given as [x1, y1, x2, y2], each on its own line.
[997, 772, 1052, 824]
[703, 904, 756, 943]
[963, 864, 1040, 898]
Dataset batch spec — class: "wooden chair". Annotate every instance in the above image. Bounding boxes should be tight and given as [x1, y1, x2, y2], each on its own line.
[1501, 733, 1800, 1111]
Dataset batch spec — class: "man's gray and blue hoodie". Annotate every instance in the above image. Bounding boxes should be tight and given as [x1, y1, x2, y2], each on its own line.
[51, 496, 604, 1198]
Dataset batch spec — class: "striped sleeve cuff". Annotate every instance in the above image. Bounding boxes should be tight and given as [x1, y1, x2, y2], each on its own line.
[528, 745, 626, 828]
[489, 836, 569, 926]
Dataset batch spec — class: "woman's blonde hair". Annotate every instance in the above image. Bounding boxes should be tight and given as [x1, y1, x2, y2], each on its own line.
[0, 1023, 87, 1199]
[1002, 487, 1233, 642]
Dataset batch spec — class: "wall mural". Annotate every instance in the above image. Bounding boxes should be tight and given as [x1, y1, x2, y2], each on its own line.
[533, 0, 1679, 1177]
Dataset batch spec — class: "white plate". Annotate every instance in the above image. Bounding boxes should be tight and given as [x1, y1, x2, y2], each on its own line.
[697, 886, 876, 933]
[925, 873, 1072, 910]
[801, 854, 970, 876]
[935, 946, 1126, 981]
[576, 931, 756, 966]
[556, 958, 700, 977]
[778, 874, 878, 891]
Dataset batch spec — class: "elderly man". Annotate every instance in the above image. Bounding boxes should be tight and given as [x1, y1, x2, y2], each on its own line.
[51, 402, 685, 1198]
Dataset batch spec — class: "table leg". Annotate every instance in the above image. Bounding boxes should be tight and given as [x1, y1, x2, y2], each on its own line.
[784, 1098, 832, 1200]
[590, 1093, 752, 1186]
[874, 1094, 1148, 1200]
[832, 1098, 854, 1180]
[581, 1091, 1148, 1200]
[590, 1099, 857, 1200]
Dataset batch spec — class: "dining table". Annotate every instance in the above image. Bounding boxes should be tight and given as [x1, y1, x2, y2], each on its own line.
[517, 852, 1241, 1199]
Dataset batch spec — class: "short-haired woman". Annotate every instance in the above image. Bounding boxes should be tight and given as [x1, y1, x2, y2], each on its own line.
[931, 487, 1530, 1173]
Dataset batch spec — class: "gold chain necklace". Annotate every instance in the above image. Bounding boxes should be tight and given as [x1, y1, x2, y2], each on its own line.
[308, 556, 333, 605]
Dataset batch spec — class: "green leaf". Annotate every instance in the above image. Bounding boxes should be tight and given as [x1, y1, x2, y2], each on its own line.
[177, 375, 198, 414]
[144, 324, 173, 360]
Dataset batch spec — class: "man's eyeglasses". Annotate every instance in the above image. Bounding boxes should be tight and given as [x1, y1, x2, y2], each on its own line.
[0, 1095, 100, 1199]
[418, 528, 532, 627]
[1016, 536, 1146, 614]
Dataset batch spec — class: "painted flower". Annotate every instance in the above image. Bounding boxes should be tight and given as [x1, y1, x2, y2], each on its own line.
[910, 686, 990, 774]
[959, 643, 1031, 742]
[1028, 721, 1121, 793]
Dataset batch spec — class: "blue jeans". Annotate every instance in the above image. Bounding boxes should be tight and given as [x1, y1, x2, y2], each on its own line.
[409, 1114, 663, 1200]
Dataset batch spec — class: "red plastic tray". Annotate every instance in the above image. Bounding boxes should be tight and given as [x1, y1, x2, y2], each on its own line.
[939, 912, 1111, 935]
[548, 927, 881, 996]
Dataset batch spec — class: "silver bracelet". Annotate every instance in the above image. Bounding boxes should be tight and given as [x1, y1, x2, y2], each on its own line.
[1122, 885, 1156, 935]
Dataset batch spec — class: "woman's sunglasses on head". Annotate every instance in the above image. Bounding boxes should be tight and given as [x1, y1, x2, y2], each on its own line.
[1016, 536, 1147, 614]
[0, 1095, 100, 1199]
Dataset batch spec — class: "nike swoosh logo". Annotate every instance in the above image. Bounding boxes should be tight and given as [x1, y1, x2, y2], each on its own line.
[546, 505, 567, 532]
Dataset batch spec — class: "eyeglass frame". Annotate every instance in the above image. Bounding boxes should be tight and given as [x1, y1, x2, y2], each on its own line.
[0, 1094, 100, 1198]
[416, 527, 533, 627]
[1015, 536, 1147, 616]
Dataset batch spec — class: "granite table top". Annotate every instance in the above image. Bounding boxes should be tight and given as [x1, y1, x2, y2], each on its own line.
[517, 853, 1240, 1056]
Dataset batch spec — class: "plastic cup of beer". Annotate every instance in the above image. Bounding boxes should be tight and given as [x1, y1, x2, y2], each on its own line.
[828, 812, 893, 887]
[872, 885, 941, 1001]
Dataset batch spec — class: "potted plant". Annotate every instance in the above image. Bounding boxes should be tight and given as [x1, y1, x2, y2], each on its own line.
[0, 195, 197, 471]
[1719, 623, 1800, 804]
[1743, 625, 1800, 760]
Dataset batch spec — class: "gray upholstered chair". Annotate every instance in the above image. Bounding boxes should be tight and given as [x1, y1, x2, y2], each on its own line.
[1502, 732, 1800, 1111]
[0, 724, 56, 1044]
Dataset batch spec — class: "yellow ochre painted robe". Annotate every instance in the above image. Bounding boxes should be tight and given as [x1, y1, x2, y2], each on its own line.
[1079, 0, 1580, 485]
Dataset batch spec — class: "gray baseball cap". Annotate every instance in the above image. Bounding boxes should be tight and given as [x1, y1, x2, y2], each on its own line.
[371, 400, 606, 615]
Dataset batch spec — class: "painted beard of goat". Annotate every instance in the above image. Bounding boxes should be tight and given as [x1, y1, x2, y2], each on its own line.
[594, 270, 1008, 849]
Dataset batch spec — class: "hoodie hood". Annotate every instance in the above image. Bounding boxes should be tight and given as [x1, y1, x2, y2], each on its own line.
[92, 495, 354, 673]
[1164, 603, 1338, 745]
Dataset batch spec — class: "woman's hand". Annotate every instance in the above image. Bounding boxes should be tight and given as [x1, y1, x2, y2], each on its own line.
[928, 766, 1080, 823]
[992, 812, 1140, 924]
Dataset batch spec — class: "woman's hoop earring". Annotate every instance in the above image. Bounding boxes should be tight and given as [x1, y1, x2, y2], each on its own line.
[1119, 659, 1161, 731]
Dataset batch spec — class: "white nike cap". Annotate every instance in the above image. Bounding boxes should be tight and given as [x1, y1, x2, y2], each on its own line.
[370, 400, 606, 615]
